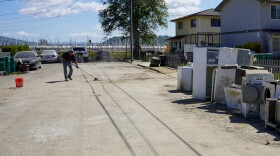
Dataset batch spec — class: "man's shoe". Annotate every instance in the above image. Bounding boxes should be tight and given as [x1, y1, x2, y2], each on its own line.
[65, 79, 68, 81]
[68, 75, 73, 80]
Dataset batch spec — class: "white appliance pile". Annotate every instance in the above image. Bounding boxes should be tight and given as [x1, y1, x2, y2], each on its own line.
[178, 46, 280, 130]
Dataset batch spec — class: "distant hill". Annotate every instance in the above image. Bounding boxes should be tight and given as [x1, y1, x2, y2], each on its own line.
[0, 36, 30, 45]
[100, 35, 170, 46]
[156, 35, 171, 45]
[1, 35, 171, 46]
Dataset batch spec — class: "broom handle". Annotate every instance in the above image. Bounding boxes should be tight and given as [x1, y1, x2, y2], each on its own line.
[71, 63, 97, 79]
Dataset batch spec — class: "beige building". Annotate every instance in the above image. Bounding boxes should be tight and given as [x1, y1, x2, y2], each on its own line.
[166, 9, 221, 52]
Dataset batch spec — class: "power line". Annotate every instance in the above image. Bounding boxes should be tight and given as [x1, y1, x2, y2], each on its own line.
[0, 16, 37, 22]
[0, 1, 68, 21]
[0, 16, 60, 25]
[0, 13, 92, 31]
[0, 1, 71, 17]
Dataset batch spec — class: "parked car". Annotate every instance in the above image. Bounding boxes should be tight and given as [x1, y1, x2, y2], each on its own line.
[14, 51, 41, 70]
[40, 50, 59, 63]
[72, 47, 88, 62]
[95, 51, 111, 61]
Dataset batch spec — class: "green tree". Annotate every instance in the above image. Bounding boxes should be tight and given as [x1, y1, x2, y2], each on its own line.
[99, 0, 168, 59]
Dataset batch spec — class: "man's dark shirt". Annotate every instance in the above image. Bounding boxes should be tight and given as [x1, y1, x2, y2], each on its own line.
[62, 52, 76, 62]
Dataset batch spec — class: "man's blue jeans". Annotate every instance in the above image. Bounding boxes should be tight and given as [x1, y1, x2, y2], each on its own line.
[63, 61, 73, 79]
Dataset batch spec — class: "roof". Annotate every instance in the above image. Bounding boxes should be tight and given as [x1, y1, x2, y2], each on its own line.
[214, 0, 229, 12]
[171, 9, 220, 22]
[263, 29, 280, 34]
[215, 0, 280, 12]
[165, 35, 186, 41]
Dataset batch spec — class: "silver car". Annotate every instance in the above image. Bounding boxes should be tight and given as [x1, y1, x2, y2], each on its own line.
[40, 50, 59, 63]
[14, 51, 42, 70]
[72, 47, 88, 57]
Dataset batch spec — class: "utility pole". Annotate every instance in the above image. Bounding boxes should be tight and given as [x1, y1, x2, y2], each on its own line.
[130, 0, 133, 63]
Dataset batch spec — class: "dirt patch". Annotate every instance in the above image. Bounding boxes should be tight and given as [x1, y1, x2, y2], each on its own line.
[157, 84, 280, 148]
[186, 102, 280, 146]
[0, 102, 6, 106]
[163, 84, 176, 88]
[120, 73, 153, 80]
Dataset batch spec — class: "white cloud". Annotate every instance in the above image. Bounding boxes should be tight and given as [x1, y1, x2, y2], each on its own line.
[0, 31, 39, 41]
[72, 2, 105, 12]
[16, 31, 28, 36]
[18, 0, 105, 17]
[16, 31, 39, 37]
[1, 32, 11, 37]
[165, 0, 201, 18]
[1, 31, 38, 37]
[92, 24, 102, 31]
[18, 0, 200, 18]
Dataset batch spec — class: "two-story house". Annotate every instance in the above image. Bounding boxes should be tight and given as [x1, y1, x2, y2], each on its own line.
[166, 9, 221, 52]
[215, 0, 280, 53]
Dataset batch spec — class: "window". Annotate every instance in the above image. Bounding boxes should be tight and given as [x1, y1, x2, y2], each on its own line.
[273, 38, 280, 52]
[271, 5, 280, 19]
[191, 19, 196, 27]
[211, 18, 220, 27]
[178, 22, 183, 29]
[179, 41, 182, 50]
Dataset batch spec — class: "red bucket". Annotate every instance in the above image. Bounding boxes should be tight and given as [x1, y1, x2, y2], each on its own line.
[15, 78, 24, 87]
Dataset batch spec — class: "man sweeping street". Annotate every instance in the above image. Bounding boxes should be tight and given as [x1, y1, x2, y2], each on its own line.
[62, 50, 79, 81]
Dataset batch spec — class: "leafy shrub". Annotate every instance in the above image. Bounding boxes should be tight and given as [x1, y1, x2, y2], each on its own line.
[235, 42, 261, 53]
[88, 51, 131, 60]
[1, 47, 13, 53]
[109, 52, 131, 59]
[0, 45, 29, 56]
[88, 51, 97, 60]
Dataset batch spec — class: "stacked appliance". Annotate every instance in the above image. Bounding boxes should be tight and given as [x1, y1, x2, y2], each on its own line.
[212, 48, 252, 105]
[265, 98, 280, 131]
[241, 72, 275, 119]
[193, 47, 219, 100]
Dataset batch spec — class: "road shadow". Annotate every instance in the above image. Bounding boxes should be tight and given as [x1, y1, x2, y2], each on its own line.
[46, 80, 65, 84]
[133, 77, 153, 81]
[197, 103, 242, 116]
[168, 89, 192, 95]
[197, 102, 280, 141]
[168, 89, 200, 105]
[172, 98, 205, 105]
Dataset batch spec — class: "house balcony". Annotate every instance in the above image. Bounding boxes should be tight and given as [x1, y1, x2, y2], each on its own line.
[166, 33, 221, 53]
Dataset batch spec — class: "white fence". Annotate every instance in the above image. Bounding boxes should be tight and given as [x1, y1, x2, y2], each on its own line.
[29, 45, 165, 53]
[253, 59, 280, 80]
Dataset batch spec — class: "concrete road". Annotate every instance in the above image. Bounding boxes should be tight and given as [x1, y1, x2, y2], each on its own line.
[0, 62, 280, 156]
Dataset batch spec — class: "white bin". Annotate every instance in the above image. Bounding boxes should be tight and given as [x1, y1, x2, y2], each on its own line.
[177, 66, 193, 92]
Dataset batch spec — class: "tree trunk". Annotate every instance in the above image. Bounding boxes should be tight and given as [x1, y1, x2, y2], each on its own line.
[132, 1, 140, 60]
[133, 28, 140, 60]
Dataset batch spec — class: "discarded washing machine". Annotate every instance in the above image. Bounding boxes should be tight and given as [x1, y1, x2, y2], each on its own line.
[212, 66, 265, 106]
[265, 98, 280, 131]
[241, 73, 275, 119]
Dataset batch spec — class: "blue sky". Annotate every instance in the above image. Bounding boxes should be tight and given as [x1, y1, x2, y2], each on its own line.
[0, 0, 222, 43]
